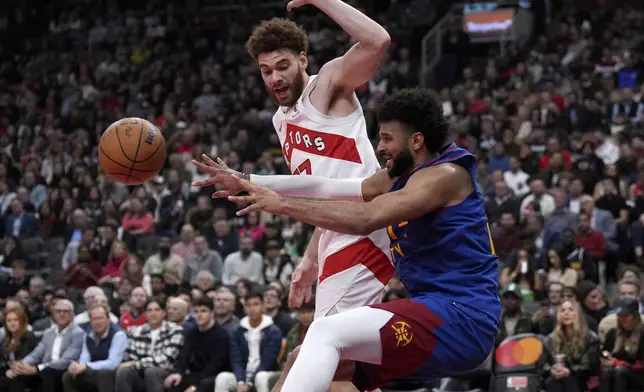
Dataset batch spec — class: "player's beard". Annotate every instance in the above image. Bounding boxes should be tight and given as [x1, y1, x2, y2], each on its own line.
[267, 66, 306, 107]
[387, 148, 415, 178]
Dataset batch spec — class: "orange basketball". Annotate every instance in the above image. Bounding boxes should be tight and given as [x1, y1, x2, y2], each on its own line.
[98, 118, 167, 185]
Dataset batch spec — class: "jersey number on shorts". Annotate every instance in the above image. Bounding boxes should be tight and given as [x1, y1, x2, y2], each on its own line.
[485, 221, 496, 255]
[294, 159, 312, 175]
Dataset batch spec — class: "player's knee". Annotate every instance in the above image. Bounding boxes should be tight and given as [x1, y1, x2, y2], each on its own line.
[306, 316, 339, 345]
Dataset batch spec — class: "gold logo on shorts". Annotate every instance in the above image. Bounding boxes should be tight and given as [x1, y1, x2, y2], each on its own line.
[392, 321, 413, 347]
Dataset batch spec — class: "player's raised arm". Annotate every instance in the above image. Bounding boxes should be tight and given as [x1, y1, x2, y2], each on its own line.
[294, 0, 390, 91]
[228, 163, 473, 236]
[191, 155, 394, 202]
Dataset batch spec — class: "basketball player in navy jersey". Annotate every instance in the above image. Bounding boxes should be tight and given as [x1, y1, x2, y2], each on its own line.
[197, 88, 501, 392]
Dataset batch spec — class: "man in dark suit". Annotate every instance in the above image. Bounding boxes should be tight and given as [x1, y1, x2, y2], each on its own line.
[6, 299, 84, 392]
[2, 198, 37, 238]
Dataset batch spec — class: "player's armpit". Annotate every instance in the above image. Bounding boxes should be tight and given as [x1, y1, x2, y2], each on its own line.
[360, 164, 471, 233]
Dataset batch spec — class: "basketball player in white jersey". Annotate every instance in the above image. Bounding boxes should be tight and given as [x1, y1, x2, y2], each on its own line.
[193, 0, 392, 390]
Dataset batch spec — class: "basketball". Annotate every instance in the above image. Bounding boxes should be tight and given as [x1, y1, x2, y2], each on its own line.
[98, 117, 167, 185]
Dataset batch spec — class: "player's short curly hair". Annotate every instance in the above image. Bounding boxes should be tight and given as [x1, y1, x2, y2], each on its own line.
[246, 18, 309, 60]
[377, 88, 448, 154]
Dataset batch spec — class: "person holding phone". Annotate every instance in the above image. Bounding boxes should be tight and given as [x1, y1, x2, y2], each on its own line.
[542, 299, 599, 392]
[599, 296, 644, 392]
[499, 248, 541, 301]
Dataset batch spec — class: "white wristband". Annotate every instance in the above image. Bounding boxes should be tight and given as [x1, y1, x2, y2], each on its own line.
[249, 174, 364, 201]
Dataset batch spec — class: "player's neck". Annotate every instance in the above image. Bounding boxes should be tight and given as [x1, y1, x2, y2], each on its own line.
[410, 151, 435, 171]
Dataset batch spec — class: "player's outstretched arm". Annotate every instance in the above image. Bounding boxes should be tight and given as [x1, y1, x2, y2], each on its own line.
[229, 164, 471, 236]
[192, 155, 393, 202]
[298, 0, 391, 91]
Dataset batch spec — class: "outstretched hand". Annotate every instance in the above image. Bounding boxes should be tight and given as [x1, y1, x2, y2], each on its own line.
[191, 154, 245, 199]
[227, 176, 283, 216]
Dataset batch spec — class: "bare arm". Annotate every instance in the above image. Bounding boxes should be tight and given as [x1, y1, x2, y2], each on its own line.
[240, 164, 470, 236]
[311, 0, 390, 91]
[301, 227, 321, 267]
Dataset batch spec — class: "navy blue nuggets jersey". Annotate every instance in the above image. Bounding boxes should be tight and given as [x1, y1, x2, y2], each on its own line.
[387, 143, 500, 322]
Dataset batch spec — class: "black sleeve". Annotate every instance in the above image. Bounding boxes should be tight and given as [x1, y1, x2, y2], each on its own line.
[192, 326, 231, 380]
[175, 330, 192, 375]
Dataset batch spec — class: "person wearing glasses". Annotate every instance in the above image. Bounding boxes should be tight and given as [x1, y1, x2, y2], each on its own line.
[6, 299, 84, 392]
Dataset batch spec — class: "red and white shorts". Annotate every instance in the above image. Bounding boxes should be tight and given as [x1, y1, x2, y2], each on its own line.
[314, 229, 394, 319]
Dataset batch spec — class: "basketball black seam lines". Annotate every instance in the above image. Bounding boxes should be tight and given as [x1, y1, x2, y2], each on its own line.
[126, 122, 145, 182]
[99, 146, 160, 172]
[107, 173, 144, 182]
[114, 126, 164, 164]
[115, 126, 135, 161]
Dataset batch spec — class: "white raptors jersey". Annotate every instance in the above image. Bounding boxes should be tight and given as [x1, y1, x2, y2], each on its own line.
[272, 75, 392, 293]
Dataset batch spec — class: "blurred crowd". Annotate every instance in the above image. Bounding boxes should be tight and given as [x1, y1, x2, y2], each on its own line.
[1, 0, 644, 391]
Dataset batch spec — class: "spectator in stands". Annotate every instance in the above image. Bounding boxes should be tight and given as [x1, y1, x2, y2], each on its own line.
[485, 181, 520, 228]
[215, 291, 282, 392]
[504, 155, 530, 198]
[580, 195, 618, 256]
[61, 227, 98, 271]
[62, 304, 127, 392]
[598, 281, 644, 343]
[284, 299, 314, 363]
[0, 259, 27, 299]
[491, 212, 521, 264]
[213, 287, 240, 336]
[499, 248, 539, 301]
[166, 297, 191, 328]
[33, 293, 60, 338]
[521, 178, 556, 219]
[546, 248, 579, 288]
[0, 307, 38, 391]
[119, 286, 147, 331]
[75, 288, 118, 326]
[262, 239, 294, 288]
[121, 197, 154, 237]
[222, 236, 264, 285]
[7, 299, 84, 392]
[98, 240, 128, 285]
[64, 243, 102, 290]
[599, 296, 644, 392]
[143, 235, 185, 280]
[164, 296, 230, 392]
[545, 188, 578, 236]
[535, 282, 569, 336]
[120, 255, 144, 288]
[171, 224, 197, 262]
[184, 235, 223, 286]
[206, 219, 239, 259]
[263, 287, 295, 336]
[497, 284, 534, 345]
[114, 298, 184, 392]
[239, 211, 265, 243]
[559, 228, 597, 283]
[3, 199, 37, 239]
[542, 299, 599, 392]
[578, 280, 612, 325]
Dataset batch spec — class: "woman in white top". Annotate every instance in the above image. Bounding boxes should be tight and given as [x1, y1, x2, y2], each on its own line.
[546, 248, 579, 288]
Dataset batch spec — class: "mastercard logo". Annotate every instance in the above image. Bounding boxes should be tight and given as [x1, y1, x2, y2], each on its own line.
[495, 336, 543, 368]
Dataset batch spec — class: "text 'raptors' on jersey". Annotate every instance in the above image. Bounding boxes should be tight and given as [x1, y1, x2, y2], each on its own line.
[272, 74, 393, 317]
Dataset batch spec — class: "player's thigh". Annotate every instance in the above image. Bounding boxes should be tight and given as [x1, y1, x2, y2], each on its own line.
[315, 265, 386, 320]
[353, 298, 497, 391]
[304, 306, 393, 364]
[214, 372, 238, 392]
